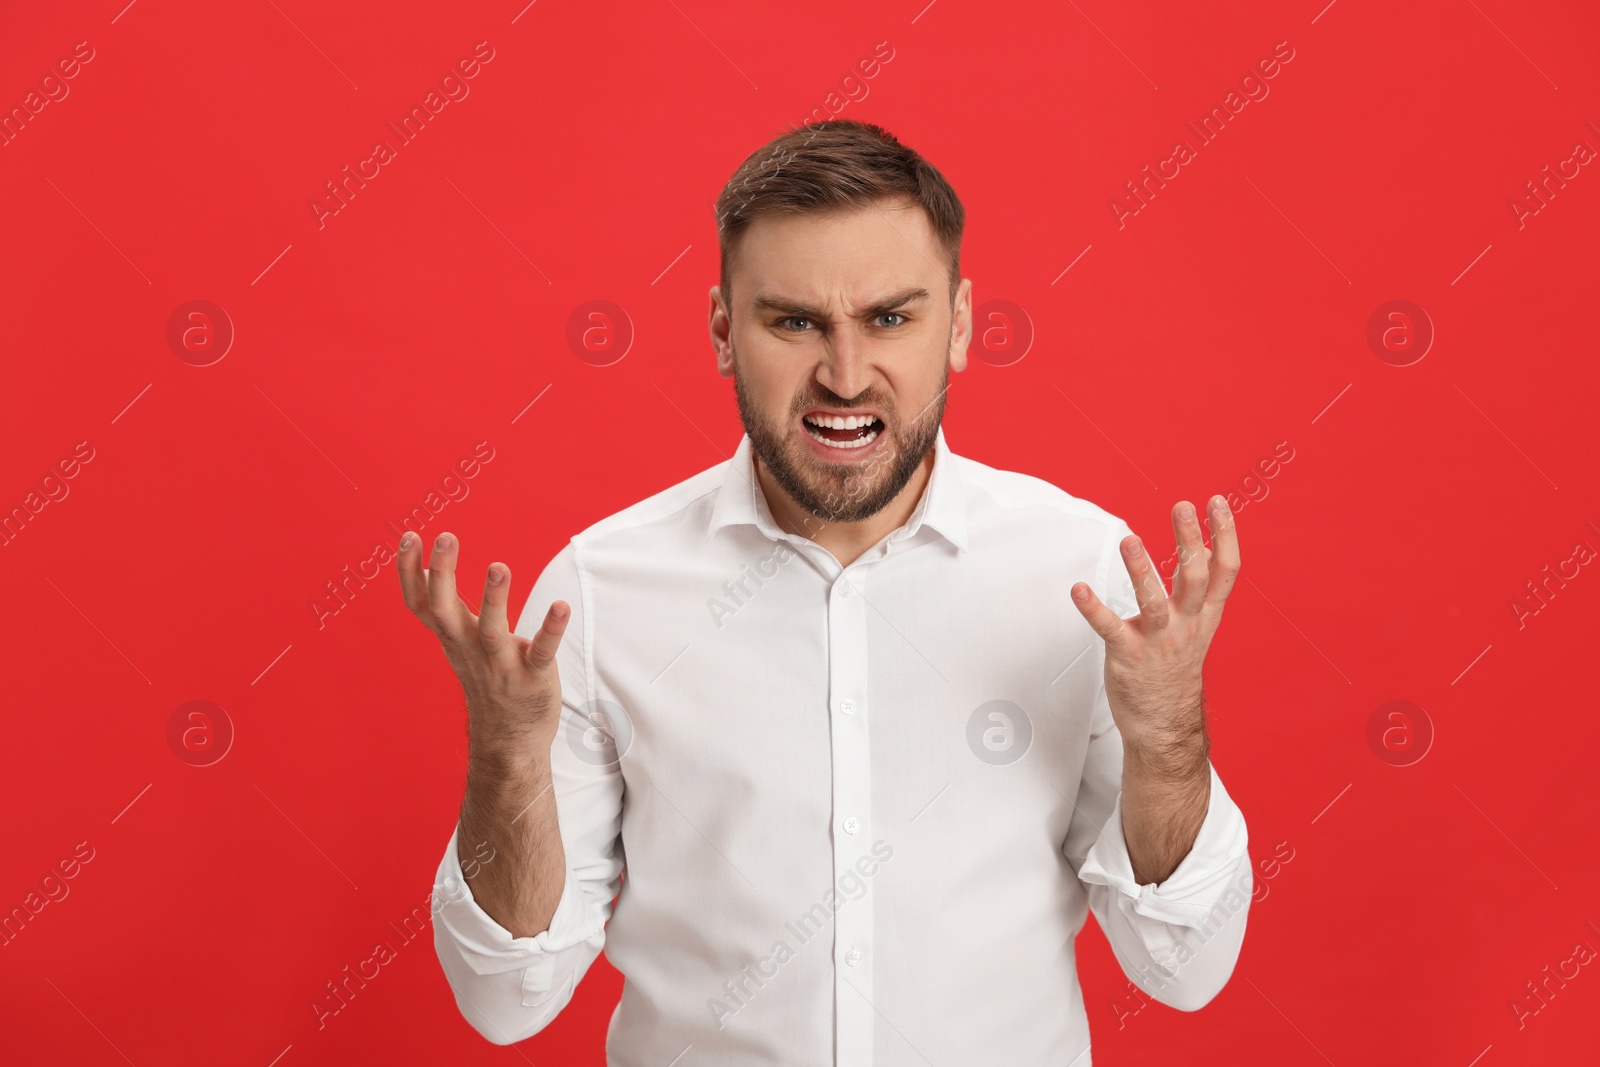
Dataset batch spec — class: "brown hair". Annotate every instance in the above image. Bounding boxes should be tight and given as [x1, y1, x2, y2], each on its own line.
[713, 119, 965, 310]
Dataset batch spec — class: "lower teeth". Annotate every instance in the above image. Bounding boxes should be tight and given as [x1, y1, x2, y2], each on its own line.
[804, 423, 880, 450]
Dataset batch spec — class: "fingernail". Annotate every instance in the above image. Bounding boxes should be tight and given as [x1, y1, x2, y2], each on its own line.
[487, 566, 504, 584]
[435, 534, 450, 551]
[399, 532, 415, 550]
[1177, 503, 1195, 523]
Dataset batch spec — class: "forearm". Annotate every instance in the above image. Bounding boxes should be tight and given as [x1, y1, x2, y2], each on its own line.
[456, 748, 567, 938]
[1119, 716, 1212, 886]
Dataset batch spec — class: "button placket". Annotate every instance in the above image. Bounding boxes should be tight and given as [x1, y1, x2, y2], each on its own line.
[828, 565, 874, 1063]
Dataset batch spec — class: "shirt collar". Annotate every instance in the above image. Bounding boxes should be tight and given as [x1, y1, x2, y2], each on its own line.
[707, 424, 968, 554]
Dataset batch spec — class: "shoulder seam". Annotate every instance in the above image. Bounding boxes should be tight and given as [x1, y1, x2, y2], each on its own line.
[572, 535, 596, 716]
[570, 470, 727, 548]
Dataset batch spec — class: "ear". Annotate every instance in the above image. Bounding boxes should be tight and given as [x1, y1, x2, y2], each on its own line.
[949, 277, 972, 373]
[709, 285, 735, 378]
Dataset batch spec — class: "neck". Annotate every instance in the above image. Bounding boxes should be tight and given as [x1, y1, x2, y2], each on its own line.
[754, 445, 937, 569]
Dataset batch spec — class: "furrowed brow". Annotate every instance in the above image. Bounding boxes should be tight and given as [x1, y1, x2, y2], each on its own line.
[752, 287, 930, 320]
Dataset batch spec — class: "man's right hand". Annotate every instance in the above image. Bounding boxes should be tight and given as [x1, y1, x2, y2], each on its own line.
[397, 530, 572, 761]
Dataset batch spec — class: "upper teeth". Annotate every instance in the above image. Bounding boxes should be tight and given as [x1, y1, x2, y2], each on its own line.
[805, 414, 876, 429]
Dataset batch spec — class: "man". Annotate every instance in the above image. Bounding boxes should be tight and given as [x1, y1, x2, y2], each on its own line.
[400, 119, 1251, 1064]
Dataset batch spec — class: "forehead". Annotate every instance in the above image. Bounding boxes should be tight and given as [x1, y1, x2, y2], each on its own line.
[732, 199, 944, 299]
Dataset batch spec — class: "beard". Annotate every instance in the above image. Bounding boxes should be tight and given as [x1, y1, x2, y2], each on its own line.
[732, 344, 949, 526]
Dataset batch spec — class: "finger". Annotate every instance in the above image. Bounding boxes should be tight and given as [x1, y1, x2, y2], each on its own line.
[397, 531, 442, 632]
[477, 562, 519, 666]
[1202, 496, 1241, 615]
[1170, 501, 1209, 616]
[1071, 582, 1130, 649]
[425, 532, 472, 639]
[1121, 533, 1171, 630]
[521, 601, 572, 682]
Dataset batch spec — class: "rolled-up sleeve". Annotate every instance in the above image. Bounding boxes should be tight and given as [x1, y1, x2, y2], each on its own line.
[432, 538, 626, 1044]
[1062, 519, 1253, 1013]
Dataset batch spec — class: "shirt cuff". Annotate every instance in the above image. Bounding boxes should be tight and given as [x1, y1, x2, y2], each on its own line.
[432, 823, 603, 993]
[1076, 762, 1250, 929]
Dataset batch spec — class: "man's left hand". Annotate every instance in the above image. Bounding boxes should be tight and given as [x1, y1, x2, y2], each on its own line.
[1071, 496, 1240, 751]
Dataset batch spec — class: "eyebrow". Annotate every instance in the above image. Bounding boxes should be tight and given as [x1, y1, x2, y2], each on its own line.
[751, 287, 930, 320]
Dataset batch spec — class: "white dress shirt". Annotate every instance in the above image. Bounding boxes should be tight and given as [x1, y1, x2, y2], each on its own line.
[432, 425, 1253, 1065]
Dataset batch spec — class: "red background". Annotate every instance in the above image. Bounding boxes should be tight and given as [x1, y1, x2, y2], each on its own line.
[3, 0, 1597, 1063]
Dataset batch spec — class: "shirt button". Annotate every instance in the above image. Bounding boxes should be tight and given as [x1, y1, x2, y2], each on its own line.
[843, 816, 860, 835]
[845, 947, 863, 966]
[839, 581, 854, 598]
[839, 699, 856, 716]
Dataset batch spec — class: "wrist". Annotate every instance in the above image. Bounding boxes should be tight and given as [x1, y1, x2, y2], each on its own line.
[467, 740, 553, 789]
[1123, 723, 1210, 781]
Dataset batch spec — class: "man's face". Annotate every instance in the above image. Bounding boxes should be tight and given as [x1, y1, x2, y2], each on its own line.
[709, 197, 972, 525]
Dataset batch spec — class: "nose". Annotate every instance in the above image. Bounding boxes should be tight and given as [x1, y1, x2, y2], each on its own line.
[815, 326, 874, 403]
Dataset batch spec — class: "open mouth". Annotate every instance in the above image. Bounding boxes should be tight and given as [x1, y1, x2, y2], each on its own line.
[801, 412, 884, 451]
